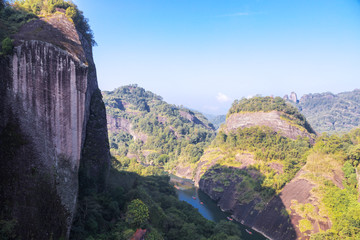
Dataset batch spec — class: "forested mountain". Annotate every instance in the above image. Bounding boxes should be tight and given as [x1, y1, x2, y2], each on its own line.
[204, 114, 226, 129]
[196, 96, 360, 239]
[103, 85, 216, 177]
[294, 89, 360, 134]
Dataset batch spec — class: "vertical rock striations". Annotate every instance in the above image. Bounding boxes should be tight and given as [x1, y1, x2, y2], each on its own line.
[0, 13, 109, 239]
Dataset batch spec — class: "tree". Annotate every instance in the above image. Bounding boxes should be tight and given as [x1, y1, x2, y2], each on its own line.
[0, 0, 5, 10]
[65, 6, 76, 19]
[126, 199, 149, 227]
[347, 144, 360, 167]
[1, 37, 13, 55]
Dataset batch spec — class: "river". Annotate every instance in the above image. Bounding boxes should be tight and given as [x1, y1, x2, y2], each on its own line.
[170, 175, 267, 240]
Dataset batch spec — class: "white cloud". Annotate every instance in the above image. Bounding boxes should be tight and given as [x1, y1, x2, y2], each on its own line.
[216, 92, 230, 103]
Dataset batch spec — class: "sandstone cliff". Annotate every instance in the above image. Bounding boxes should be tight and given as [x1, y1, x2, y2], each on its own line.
[224, 111, 315, 144]
[196, 97, 319, 239]
[0, 13, 109, 239]
[199, 166, 331, 240]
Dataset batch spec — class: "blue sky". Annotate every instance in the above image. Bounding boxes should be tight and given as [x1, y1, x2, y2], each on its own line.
[73, 0, 360, 114]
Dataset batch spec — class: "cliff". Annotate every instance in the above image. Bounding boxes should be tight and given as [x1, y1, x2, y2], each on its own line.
[0, 12, 109, 239]
[199, 166, 331, 240]
[224, 111, 315, 144]
[196, 97, 319, 239]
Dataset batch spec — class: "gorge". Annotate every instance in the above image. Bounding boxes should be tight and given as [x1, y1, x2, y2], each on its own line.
[1, 1, 360, 240]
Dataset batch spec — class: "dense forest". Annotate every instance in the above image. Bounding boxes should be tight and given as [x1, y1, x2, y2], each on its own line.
[103, 85, 216, 176]
[70, 167, 245, 240]
[306, 129, 360, 239]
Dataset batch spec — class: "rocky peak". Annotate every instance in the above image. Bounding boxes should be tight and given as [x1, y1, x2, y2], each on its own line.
[284, 92, 298, 103]
[13, 13, 86, 63]
[225, 96, 316, 143]
[224, 111, 315, 143]
[290, 92, 298, 103]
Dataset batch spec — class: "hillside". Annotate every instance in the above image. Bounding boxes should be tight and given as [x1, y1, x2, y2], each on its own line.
[296, 89, 360, 134]
[196, 96, 360, 239]
[103, 85, 216, 178]
[196, 97, 318, 239]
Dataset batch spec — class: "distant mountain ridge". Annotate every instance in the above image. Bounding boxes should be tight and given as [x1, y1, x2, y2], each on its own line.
[203, 114, 226, 129]
[284, 89, 360, 134]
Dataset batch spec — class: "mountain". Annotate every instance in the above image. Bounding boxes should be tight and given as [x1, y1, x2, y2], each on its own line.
[195, 96, 318, 239]
[195, 95, 360, 239]
[103, 85, 216, 178]
[296, 89, 360, 134]
[204, 114, 226, 129]
[0, 2, 110, 238]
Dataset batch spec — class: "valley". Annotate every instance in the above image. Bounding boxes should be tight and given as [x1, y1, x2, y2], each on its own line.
[1, 1, 359, 240]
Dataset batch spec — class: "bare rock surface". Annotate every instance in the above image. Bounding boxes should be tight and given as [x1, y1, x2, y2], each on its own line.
[224, 111, 315, 143]
[0, 13, 110, 239]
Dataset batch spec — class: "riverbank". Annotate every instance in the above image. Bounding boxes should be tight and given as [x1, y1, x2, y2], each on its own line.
[169, 174, 267, 240]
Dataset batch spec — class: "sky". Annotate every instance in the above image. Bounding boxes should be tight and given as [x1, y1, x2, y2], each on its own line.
[73, 0, 360, 114]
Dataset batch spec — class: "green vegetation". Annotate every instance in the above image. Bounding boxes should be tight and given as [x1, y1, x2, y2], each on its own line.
[228, 96, 315, 134]
[297, 89, 360, 134]
[299, 219, 312, 233]
[71, 167, 244, 240]
[213, 126, 311, 192]
[103, 85, 216, 175]
[0, 0, 95, 53]
[301, 129, 360, 239]
[13, 0, 96, 45]
[1, 37, 13, 55]
[126, 199, 149, 227]
[0, 1, 37, 53]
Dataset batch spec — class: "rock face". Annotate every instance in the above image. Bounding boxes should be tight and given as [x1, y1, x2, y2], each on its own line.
[290, 92, 298, 103]
[107, 115, 148, 143]
[199, 168, 296, 240]
[199, 167, 330, 240]
[197, 104, 321, 239]
[224, 111, 315, 143]
[0, 14, 109, 239]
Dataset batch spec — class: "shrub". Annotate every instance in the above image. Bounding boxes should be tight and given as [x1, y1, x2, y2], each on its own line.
[1, 37, 13, 55]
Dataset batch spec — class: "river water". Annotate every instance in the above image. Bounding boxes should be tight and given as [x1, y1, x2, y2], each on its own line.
[170, 175, 267, 240]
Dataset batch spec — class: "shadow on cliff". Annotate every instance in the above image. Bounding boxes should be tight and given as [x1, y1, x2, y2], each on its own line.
[199, 164, 297, 240]
[0, 114, 69, 239]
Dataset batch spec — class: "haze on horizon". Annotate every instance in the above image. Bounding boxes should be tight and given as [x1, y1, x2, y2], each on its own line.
[73, 0, 360, 114]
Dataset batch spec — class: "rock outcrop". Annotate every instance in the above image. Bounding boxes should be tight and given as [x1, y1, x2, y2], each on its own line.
[0, 13, 109, 239]
[197, 98, 320, 239]
[199, 167, 331, 240]
[224, 111, 315, 143]
[107, 115, 148, 143]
